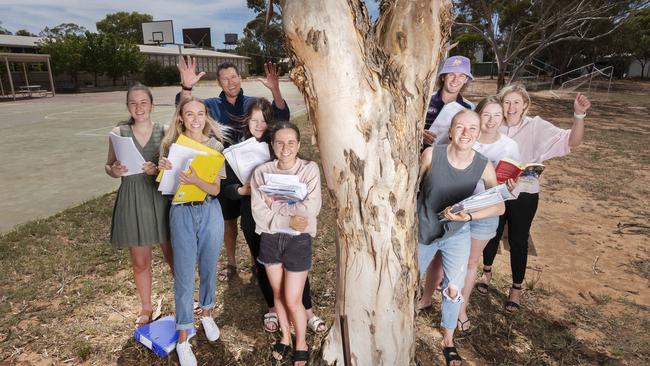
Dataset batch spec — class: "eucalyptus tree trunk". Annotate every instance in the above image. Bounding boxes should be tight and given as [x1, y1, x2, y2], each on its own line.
[280, 1, 452, 364]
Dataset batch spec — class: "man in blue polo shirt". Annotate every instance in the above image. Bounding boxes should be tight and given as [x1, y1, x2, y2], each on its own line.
[423, 55, 475, 147]
[176, 57, 290, 278]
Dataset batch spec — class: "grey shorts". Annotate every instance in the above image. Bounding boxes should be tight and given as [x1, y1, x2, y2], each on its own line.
[258, 232, 312, 272]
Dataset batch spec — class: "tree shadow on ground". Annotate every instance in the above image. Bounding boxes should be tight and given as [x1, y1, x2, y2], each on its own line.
[415, 285, 621, 366]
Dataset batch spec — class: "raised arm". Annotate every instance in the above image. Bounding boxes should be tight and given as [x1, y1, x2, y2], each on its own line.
[258, 62, 289, 115]
[568, 92, 591, 148]
[176, 56, 205, 100]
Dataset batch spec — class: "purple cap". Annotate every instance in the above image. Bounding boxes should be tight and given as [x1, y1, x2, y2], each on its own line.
[439, 56, 473, 80]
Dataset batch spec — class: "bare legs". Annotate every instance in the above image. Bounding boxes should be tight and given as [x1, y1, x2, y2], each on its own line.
[129, 241, 173, 325]
[266, 264, 309, 365]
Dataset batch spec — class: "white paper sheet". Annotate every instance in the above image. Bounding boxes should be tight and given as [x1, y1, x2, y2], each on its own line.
[109, 132, 146, 177]
[427, 102, 467, 145]
[158, 143, 207, 194]
[223, 138, 270, 183]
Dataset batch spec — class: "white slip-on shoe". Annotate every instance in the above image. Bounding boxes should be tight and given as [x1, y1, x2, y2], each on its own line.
[176, 341, 197, 366]
[200, 316, 220, 341]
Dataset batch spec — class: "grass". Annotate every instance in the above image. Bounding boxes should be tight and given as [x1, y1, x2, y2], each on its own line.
[2, 94, 650, 364]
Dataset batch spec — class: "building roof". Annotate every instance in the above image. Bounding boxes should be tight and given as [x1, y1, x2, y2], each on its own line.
[0, 35, 249, 59]
[138, 45, 250, 59]
[0, 35, 42, 48]
[0, 52, 50, 63]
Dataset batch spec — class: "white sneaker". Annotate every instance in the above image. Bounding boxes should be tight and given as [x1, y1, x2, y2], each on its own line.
[200, 316, 220, 341]
[176, 341, 197, 366]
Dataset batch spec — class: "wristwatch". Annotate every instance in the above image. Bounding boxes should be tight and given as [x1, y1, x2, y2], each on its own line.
[181, 84, 193, 91]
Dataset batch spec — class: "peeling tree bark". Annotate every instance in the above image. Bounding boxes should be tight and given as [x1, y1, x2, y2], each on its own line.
[280, 1, 452, 365]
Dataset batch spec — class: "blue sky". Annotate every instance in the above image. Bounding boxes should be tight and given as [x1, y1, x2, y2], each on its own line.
[0, 0, 379, 47]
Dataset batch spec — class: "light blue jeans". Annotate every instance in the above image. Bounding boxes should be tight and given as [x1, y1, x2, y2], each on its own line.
[170, 198, 224, 330]
[418, 223, 471, 330]
[470, 216, 499, 241]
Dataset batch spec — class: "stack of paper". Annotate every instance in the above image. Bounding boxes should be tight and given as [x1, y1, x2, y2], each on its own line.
[440, 184, 515, 219]
[427, 102, 467, 145]
[109, 132, 146, 176]
[157, 144, 208, 195]
[223, 137, 270, 183]
[157, 135, 226, 202]
[259, 173, 308, 202]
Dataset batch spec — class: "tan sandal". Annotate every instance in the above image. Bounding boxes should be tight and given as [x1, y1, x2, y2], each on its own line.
[308, 315, 326, 333]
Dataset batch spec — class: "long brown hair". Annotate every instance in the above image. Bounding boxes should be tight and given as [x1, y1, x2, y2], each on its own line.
[235, 97, 274, 140]
[160, 97, 228, 157]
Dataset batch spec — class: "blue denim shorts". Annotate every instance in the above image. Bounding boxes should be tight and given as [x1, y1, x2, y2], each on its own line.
[469, 216, 498, 240]
[258, 232, 312, 272]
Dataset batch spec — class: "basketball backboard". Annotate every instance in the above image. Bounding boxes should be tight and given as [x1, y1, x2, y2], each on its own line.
[142, 20, 174, 45]
[183, 28, 211, 48]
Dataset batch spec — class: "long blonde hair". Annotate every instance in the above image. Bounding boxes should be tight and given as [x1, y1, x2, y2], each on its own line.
[160, 97, 228, 157]
[498, 83, 531, 118]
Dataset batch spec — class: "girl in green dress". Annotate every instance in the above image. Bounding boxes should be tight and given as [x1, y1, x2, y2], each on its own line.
[105, 83, 173, 328]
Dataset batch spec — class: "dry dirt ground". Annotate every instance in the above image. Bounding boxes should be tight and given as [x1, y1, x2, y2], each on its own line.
[1, 79, 648, 365]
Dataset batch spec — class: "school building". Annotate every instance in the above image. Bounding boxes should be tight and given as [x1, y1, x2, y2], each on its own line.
[0, 34, 250, 97]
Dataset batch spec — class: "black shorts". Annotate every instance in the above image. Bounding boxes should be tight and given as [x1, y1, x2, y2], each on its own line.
[217, 195, 241, 220]
[258, 233, 312, 272]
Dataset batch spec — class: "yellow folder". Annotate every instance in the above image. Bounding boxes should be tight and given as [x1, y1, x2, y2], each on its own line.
[172, 153, 225, 203]
[156, 134, 224, 182]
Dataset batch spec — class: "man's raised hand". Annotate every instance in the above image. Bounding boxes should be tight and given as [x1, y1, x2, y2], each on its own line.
[257, 61, 281, 92]
[177, 56, 205, 89]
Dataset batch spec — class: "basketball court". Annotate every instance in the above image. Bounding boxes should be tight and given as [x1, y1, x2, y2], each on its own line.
[0, 80, 306, 233]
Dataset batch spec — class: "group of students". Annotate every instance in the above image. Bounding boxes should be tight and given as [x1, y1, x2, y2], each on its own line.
[105, 55, 592, 366]
[106, 60, 321, 366]
[416, 55, 591, 365]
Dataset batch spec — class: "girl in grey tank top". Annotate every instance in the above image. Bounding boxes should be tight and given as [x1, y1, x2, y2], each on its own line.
[416, 109, 504, 366]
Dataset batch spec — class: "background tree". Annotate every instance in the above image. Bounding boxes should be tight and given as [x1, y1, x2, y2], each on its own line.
[96, 11, 153, 44]
[455, 0, 649, 89]
[279, 0, 452, 364]
[39, 23, 87, 38]
[0, 21, 12, 35]
[80, 32, 107, 86]
[237, 0, 287, 74]
[15, 29, 36, 37]
[100, 33, 144, 85]
[38, 34, 85, 88]
[624, 7, 650, 78]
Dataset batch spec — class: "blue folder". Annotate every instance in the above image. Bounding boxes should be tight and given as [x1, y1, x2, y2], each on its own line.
[133, 315, 195, 357]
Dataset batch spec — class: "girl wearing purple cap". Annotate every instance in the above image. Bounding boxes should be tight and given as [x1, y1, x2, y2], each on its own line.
[423, 55, 475, 147]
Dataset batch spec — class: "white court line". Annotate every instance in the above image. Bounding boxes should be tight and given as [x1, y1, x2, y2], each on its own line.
[45, 104, 123, 120]
[75, 124, 116, 137]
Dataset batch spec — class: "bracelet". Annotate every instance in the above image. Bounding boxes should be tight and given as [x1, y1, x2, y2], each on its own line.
[467, 212, 473, 222]
[573, 111, 586, 119]
[181, 84, 193, 91]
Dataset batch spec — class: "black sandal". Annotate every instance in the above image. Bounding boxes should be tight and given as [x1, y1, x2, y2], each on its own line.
[272, 341, 291, 363]
[443, 346, 463, 365]
[457, 318, 471, 334]
[505, 284, 522, 313]
[293, 349, 309, 365]
[475, 267, 491, 295]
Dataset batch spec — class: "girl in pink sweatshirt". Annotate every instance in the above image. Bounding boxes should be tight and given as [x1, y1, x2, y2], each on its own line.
[250, 121, 322, 366]
[479, 83, 591, 312]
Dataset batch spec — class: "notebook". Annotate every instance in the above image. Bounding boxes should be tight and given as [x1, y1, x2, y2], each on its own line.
[133, 315, 195, 358]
